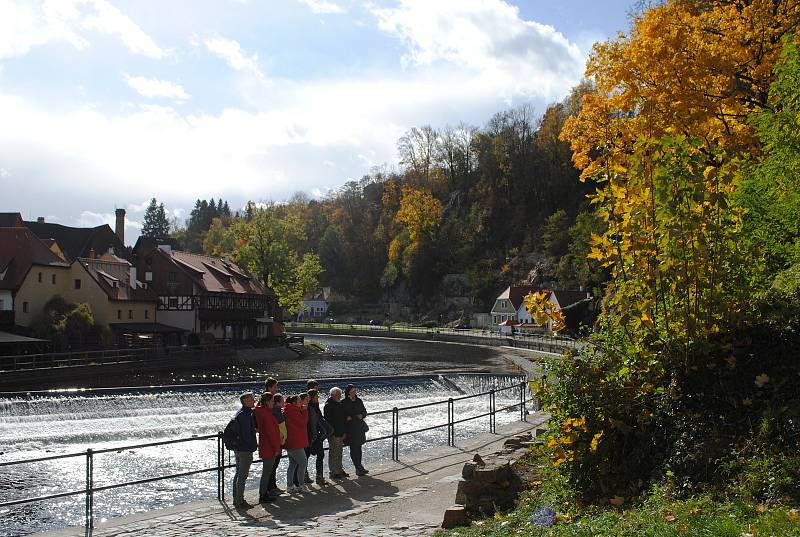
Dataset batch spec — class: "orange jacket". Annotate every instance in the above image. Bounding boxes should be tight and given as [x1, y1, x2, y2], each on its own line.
[282, 404, 309, 450]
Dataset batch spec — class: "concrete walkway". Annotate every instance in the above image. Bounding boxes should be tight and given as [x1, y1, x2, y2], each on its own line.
[38, 419, 545, 537]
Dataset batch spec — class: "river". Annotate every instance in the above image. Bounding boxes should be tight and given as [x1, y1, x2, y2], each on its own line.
[0, 336, 532, 536]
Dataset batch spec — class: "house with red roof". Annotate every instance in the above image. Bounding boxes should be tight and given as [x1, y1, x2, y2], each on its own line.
[136, 244, 279, 343]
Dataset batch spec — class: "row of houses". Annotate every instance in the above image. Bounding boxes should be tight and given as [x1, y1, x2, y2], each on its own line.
[0, 210, 280, 349]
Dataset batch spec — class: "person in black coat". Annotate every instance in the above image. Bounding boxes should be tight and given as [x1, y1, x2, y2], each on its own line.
[324, 387, 348, 478]
[341, 384, 369, 476]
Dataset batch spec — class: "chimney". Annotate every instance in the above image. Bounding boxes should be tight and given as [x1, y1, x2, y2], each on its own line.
[89, 248, 96, 259]
[37, 217, 45, 223]
[115, 208, 125, 245]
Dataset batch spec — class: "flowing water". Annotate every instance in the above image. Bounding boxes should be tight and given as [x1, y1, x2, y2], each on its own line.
[0, 336, 532, 536]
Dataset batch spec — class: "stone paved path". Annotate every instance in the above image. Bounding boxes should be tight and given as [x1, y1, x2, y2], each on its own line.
[38, 420, 545, 537]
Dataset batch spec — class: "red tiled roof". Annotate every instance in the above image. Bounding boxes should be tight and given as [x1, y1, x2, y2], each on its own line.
[167, 250, 267, 295]
[0, 228, 69, 291]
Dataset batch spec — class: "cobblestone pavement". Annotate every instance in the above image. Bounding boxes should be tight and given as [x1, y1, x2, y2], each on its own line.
[38, 420, 545, 537]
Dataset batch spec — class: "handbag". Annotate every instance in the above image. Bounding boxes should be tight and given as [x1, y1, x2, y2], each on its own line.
[361, 419, 370, 433]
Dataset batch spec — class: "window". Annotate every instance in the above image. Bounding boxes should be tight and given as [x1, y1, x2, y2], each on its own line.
[38, 272, 42, 283]
[144, 310, 149, 320]
[74, 279, 81, 289]
[23, 302, 29, 313]
[168, 297, 178, 308]
[128, 310, 133, 319]
[145, 271, 153, 282]
[52, 274, 56, 284]
[117, 310, 122, 320]
[168, 271, 177, 283]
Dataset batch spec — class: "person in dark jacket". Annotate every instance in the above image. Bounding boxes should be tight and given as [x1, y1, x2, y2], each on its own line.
[306, 389, 331, 485]
[342, 384, 369, 476]
[324, 386, 348, 478]
[254, 392, 281, 503]
[232, 392, 257, 507]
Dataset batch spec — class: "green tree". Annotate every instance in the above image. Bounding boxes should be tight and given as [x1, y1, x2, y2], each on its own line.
[203, 217, 235, 257]
[738, 37, 800, 289]
[141, 198, 171, 237]
[233, 204, 322, 313]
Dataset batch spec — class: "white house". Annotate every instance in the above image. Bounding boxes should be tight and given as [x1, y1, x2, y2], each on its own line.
[492, 283, 592, 333]
[298, 287, 331, 320]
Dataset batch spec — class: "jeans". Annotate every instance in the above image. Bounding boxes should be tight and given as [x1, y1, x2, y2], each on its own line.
[328, 435, 344, 475]
[349, 443, 364, 470]
[259, 457, 276, 500]
[286, 448, 307, 488]
[232, 451, 253, 505]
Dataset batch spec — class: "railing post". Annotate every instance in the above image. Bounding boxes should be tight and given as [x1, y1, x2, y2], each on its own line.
[447, 398, 454, 446]
[85, 448, 94, 529]
[489, 388, 496, 433]
[391, 407, 399, 461]
[217, 432, 223, 501]
[519, 381, 526, 422]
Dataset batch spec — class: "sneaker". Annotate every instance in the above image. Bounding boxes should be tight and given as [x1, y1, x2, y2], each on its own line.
[259, 495, 275, 503]
[355, 467, 369, 476]
[316, 476, 329, 486]
[301, 484, 313, 493]
[269, 487, 284, 495]
[285, 485, 298, 493]
[304, 472, 313, 484]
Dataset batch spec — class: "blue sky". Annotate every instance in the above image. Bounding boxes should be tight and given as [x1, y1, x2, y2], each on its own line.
[0, 0, 633, 241]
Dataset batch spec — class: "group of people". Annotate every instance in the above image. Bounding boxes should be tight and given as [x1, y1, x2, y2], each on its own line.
[229, 377, 370, 508]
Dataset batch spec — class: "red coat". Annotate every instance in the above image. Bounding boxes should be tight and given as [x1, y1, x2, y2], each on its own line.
[283, 404, 309, 449]
[255, 405, 281, 459]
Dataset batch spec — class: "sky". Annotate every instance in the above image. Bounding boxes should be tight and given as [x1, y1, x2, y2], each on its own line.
[0, 0, 633, 242]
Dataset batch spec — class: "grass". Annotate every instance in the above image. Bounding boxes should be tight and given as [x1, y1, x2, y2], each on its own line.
[435, 455, 800, 537]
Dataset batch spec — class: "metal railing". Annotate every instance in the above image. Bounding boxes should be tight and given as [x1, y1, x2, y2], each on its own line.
[0, 381, 536, 532]
[286, 321, 581, 353]
[0, 343, 232, 372]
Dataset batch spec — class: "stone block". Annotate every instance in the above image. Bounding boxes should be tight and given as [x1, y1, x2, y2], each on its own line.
[441, 505, 469, 529]
[461, 461, 477, 480]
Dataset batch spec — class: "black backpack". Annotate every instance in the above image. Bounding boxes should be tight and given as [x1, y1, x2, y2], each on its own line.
[222, 417, 242, 451]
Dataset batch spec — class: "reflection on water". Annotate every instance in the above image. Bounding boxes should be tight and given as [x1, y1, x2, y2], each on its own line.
[0, 337, 528, 536]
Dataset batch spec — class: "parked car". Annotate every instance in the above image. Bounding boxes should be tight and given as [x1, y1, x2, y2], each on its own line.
[368, 319, 382, 326]
[326, 318, 337, 323]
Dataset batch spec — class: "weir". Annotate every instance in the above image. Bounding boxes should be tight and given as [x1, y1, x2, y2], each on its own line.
[0, 373, 534, 537]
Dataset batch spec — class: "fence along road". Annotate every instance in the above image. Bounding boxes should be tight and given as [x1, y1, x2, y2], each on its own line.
[286, 321, 582, 354]
[1, 380, 536, 534]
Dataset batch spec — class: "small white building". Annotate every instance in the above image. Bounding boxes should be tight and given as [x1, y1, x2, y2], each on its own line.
[298, 287, 332, 320]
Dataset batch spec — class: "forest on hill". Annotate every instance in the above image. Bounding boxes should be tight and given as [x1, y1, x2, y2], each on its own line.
[152, 81, 606, 318]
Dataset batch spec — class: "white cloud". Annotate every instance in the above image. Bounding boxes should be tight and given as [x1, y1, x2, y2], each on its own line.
[371, 0, 583, 97]
[204, 36, 262, 75]
[297, 0, 344, 14]
[0, 0, 164, 60]
[123, 74, 190, 102]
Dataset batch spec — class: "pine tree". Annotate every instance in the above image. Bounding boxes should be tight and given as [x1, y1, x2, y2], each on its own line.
[141, 198, 171, 237]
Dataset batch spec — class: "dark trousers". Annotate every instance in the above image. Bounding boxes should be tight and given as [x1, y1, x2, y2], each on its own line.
[349, 443, 363, 470]
[305, 439, 325, 477]
[268, 451, 282, 490]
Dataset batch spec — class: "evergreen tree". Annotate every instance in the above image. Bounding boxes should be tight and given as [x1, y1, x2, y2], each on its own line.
[141, 198, 171, 237]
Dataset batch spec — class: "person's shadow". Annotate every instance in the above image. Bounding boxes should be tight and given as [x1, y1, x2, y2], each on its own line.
[221, 476, 401, 527]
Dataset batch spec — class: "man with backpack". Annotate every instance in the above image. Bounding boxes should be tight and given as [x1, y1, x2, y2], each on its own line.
[227, 392, 257, 508]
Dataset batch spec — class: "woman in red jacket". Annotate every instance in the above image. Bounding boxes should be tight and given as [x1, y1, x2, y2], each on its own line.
[282, 394, 309, 493]
[254, 392, 281, 503]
